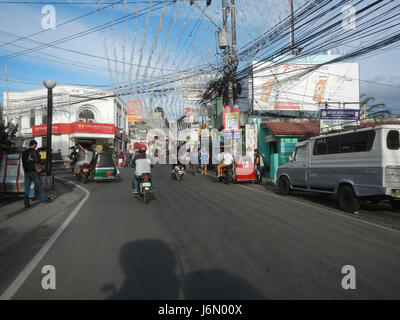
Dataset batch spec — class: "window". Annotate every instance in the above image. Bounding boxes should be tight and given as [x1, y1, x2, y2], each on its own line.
[30, 109, 35, 127]
[313, 130, 375, 155]
[294, 146, 306, 161]
[78, 109, 95, 123]
[387, 130, 400, 150]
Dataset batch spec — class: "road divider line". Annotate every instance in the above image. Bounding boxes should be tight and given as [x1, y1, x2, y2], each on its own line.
[0, 178, 90, 300]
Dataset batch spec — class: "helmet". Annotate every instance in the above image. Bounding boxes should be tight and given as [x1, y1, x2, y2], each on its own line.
[133, 142, 140, 150]
[139, 143, 147, 152]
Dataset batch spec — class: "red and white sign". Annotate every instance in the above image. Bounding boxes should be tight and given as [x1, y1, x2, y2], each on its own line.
[32, 122, 116, 136]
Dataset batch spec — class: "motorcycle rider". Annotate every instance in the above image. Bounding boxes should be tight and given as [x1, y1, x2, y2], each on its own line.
[131, 143, 151, 194]
[217, 151, 234, 179]
[74, 143, 93, 175]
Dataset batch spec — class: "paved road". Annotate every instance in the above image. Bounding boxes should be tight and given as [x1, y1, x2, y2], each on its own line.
[2, 165, 400, 299]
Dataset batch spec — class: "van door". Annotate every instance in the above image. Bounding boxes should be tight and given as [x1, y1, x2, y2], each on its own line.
[290, 145, 308, 188]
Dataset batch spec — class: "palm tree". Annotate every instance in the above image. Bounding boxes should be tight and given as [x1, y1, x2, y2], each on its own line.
[360, 93, 391, 119]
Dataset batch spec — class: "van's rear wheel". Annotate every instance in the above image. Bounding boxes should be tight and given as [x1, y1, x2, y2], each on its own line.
[278, 176, 291, 195]
[390, 198, 400, 211]
[338, 185, 359, 213]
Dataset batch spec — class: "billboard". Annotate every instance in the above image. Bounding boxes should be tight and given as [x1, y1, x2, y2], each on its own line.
[127, 100, 143, 122]
[253, 61, 359, 111]
[320, 109, 360, 133]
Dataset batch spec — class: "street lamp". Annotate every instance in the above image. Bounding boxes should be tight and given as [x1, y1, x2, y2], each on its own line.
[43, 80, 56, 176]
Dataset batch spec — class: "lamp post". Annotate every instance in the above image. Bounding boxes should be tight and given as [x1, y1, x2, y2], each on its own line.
[43, 80, 56, 176]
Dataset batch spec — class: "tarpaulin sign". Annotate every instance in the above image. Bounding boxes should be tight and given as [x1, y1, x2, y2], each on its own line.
[223, 105, 240, 132]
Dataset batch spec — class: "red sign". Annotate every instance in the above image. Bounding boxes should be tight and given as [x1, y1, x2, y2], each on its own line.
[32, 122, 116, 136]
[223, 105, 240, 132]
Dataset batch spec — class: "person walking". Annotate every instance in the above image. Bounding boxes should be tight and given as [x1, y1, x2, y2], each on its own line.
[22, 140, 50, 208]
[118, 149, 124, 168]
[200, 146, 209, 176]
[190, 144, 199, 176]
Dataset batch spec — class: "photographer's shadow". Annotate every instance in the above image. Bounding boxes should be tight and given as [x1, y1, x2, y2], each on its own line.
[102, 239, 265, 300]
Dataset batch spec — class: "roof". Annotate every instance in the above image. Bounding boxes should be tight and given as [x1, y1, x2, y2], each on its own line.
[261, 121, 319, 136]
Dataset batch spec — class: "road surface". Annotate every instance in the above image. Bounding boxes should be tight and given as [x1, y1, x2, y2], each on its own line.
[1, 165, 400, 299]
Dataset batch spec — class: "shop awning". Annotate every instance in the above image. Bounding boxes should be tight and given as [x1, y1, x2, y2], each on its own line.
[261, 121, 319, 136]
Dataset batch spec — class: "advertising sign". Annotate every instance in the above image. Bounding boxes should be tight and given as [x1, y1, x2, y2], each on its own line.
[223, 105, 240, 132]
[245, 124, 258, 154]
[127, 100, 143, 122]
[253, 61, 359, 111]
[320, 109, 360, 133]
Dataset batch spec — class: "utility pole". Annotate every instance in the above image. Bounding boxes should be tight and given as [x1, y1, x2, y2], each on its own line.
[289, 0, 294, 55]
[230, 0, 238, 105]
[222, 0, 233, 106]
[5, 64, 9, 124]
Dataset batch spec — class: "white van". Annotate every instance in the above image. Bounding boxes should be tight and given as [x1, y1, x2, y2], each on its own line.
[277, 125, 400, 212]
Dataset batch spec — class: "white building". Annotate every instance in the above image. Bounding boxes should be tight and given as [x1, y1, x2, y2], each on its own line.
[2, 84, 127, 156]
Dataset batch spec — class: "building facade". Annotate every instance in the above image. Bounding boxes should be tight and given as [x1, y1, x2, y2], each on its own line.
[2, 84, 127, 157]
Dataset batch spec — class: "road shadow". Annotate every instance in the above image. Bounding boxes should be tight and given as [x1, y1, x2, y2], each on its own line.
[102, 239, 266, 300]
[103, 240, 181, 299]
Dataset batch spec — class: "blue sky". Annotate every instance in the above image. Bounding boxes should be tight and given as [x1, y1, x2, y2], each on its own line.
[0, 0, 399, 117]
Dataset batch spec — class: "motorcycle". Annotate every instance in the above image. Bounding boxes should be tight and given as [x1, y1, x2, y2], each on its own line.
[77, 163, 92, 184]
[172, 165, 185, 181]
[217, 164, 235, 184]
[137, 173, 153, 204]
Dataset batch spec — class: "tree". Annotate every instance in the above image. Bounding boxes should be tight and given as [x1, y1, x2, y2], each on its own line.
[0, 121, 18, 154]
[360, 93, 391, 119]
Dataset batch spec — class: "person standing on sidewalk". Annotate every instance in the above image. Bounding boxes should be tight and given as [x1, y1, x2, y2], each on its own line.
[200, 146, 209, 176]
[22, 140, 50, 208]
[118, 149, 124, 168]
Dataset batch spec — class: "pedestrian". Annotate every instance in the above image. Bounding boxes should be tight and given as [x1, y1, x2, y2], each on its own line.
[200, 146, 209, 176]
[21, 140, 51, 208]
[118, 149, 124, 168]
[190, 144, 198, 175]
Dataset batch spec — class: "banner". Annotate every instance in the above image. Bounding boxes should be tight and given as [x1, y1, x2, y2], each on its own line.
[127, 100, 143, 122]
[223, 105, 240, 132]
[320, 109, 360, 133]
[245, 124, 258, 154]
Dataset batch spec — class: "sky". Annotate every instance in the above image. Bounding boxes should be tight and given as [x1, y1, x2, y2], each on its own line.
[0, 0, 399, 118]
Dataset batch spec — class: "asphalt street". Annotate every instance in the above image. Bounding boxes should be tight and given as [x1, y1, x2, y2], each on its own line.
[1, 165, 400, 299]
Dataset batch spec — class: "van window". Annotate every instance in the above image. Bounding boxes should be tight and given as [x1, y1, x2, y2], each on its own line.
[387, 130, 400, 150]
[313, 130, 375, 155]
[294, 146, 306, 161]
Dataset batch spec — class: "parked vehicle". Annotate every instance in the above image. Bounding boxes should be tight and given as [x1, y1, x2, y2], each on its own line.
[136, 173, 153, 203]
[277, 125, 400, 213]
[92, 152, 119, 183]
[51, 152, 64, 168]
[172, 165, 185, 181]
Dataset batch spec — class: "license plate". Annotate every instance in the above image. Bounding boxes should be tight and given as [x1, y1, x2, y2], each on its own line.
[83, 169, 88, 172]
[142, 182, 151, 187]
[178, 171, 184, 174]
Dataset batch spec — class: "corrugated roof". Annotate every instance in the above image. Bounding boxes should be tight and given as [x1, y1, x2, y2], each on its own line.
[261, 121, 319, 136]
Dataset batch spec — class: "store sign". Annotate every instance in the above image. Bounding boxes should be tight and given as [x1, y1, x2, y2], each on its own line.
[223, 105, 240, 132]
[320, 109, 360, 133]
[32, 122, 116, 136]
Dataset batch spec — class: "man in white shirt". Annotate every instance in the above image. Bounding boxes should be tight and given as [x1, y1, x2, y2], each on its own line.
[217, 151, 234, 178]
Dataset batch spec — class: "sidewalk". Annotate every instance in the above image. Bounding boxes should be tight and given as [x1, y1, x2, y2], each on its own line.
[0, 177, 85, 293]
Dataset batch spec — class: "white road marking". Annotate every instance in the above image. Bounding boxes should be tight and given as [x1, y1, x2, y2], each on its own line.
[206, 172, 400, 235]
[0, 178, 90, 300]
